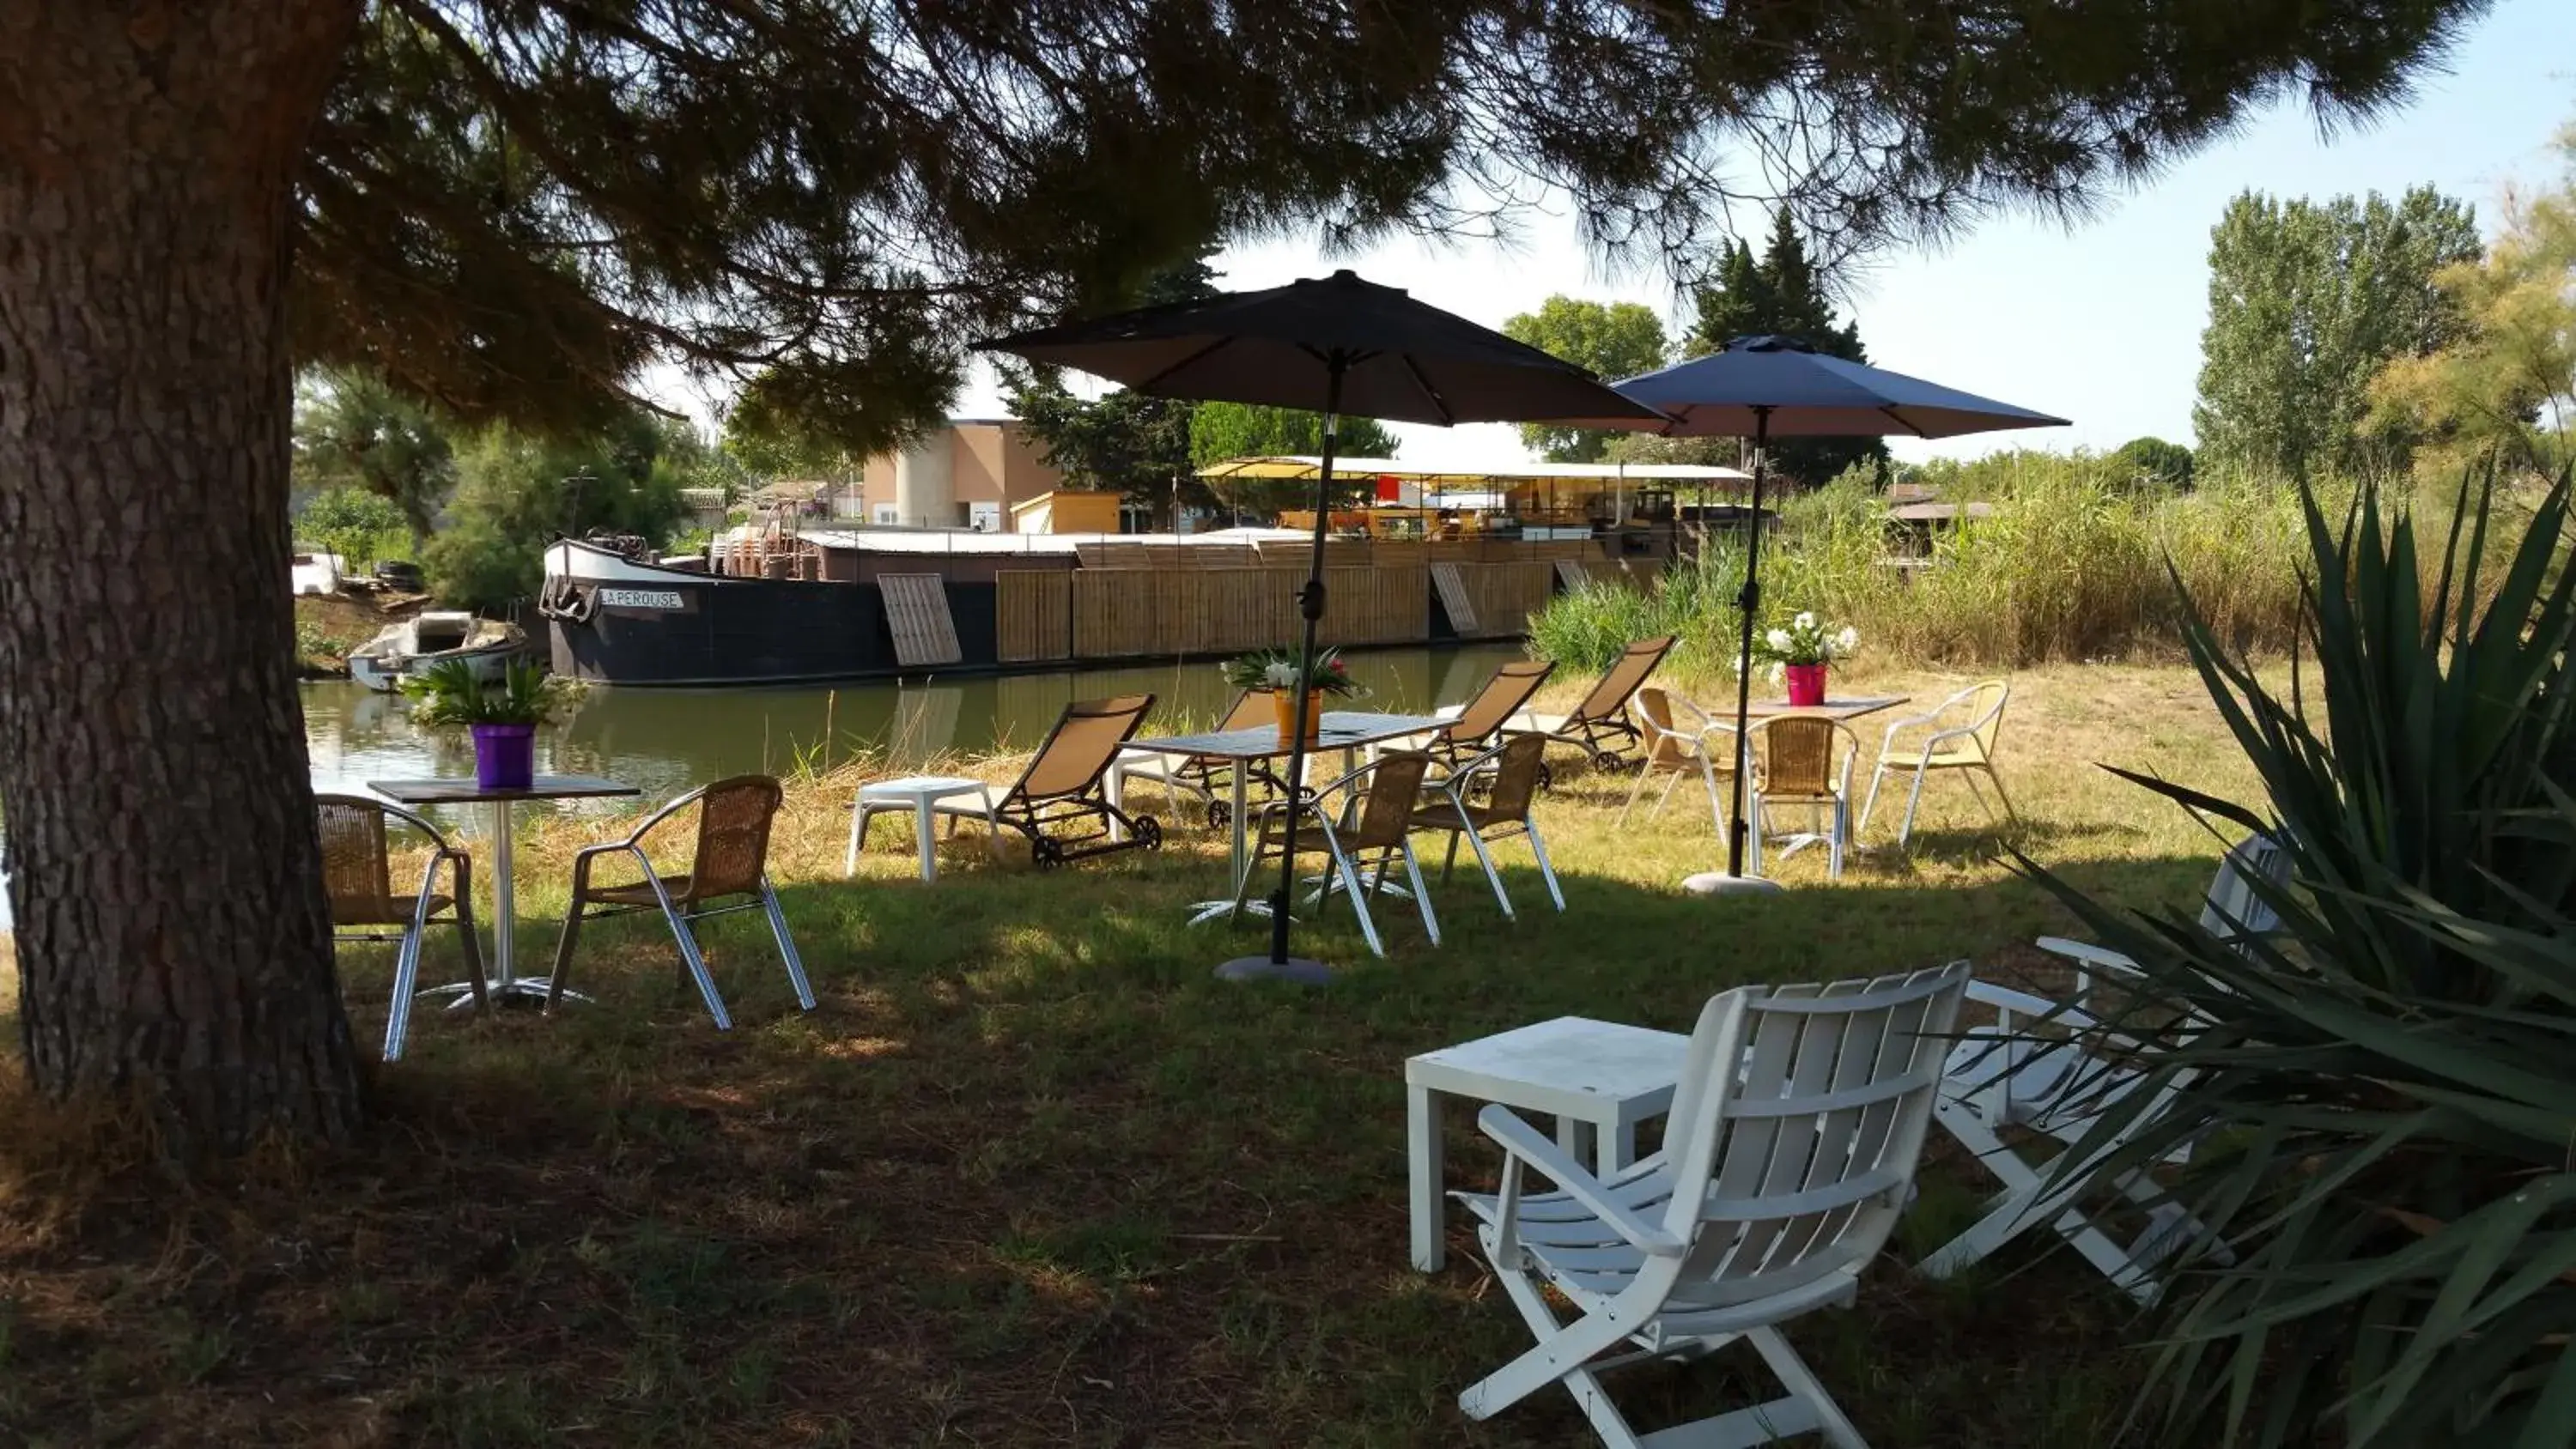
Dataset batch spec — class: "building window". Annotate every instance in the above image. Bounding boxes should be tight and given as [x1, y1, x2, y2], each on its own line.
[968, 501, 1002, 533]
[872, 504, 898, 526]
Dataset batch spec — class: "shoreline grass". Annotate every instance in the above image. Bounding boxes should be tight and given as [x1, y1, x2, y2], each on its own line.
[0, 662, 2263, 1446]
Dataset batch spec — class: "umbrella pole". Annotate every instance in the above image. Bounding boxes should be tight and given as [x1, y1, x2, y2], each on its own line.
[1267, 357, 1346, 967]
[1724, 407, 1772, 879]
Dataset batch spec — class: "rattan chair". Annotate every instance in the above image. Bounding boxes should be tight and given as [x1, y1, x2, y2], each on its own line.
[546, 774, 816, 1029]
[1617, 686, 1741, 839]
[1501, 635, 1674, 772]
[1856, 679, 2018, 847]
[1747, 715, 1862, 879]
[1106, 688, 1279, 832]
[1234, 750, 1440, 956]
[934, 694, 1163, 867]
[319, 793, 487, 1062]
[1409, 732, 1564, 920]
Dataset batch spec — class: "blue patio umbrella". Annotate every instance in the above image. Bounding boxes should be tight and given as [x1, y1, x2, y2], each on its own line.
[1564, 336, 2068, 885]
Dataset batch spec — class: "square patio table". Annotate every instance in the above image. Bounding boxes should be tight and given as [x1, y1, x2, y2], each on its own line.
[369, 774, 641, 1005]
[1406, 1016, 1691, 1271]
[1110, 711, 1445, 925]
[1740, 694, 1912, 723]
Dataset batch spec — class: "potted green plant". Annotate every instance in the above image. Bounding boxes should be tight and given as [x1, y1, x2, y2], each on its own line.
[402, 658, 577, 790]
[1219, 646, 1363, 745]
[1751, 611, 1858, 706]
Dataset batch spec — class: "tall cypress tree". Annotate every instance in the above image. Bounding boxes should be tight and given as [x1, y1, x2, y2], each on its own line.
[1686, 210, 1889, 485]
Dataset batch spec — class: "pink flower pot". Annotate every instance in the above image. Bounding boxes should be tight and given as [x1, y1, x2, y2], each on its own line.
[1784, 664, 1828, 707]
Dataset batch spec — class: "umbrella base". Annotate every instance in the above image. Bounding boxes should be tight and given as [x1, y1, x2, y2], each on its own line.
[1681, 870, 1786, 897]
[1215, 955, 1334, 985]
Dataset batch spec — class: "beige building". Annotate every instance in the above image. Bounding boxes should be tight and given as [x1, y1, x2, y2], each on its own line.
[851, 418, 1066, 532]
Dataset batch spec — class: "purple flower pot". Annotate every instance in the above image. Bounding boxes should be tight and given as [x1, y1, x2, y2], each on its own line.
[471, 723, 537, 791]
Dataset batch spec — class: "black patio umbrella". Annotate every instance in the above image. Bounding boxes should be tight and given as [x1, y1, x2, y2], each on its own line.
[1558, 335, 2068, 888]
[980, 270, 1663, 979]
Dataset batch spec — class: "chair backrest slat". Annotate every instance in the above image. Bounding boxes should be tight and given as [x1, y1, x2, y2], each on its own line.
[1660, 963, 1971, 1307]
[685, 774, 783, 902]
[317, 794, 396, 922]
[2198, 832, 2290, 947]
[1480, 733, 1550, 822]
[1014, 694, 1155, 801]
[1570, 636, 1674, 724]
[1346, 752, 1431, 848]
[1442, 661, 1553, 746]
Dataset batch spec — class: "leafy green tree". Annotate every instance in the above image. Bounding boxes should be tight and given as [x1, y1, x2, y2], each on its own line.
[1190, 403, 1401, 516]
[425, 415, 693, 612]
[2111, 436, 2198, 488]
[2370, 131, 2576, 473]
[0, 0, 2501, 1149]
[2193, 186, 2482, 479]
[295, 488, 408, 569]
[1500, 298, 1669, 461]
[1684, 209, 1888, 485]
[292, 367, 456, 541]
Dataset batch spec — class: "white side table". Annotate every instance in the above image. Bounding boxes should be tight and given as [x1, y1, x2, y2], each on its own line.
[1405, 1016, 1690, 1271]
[847, 776, 997, 882]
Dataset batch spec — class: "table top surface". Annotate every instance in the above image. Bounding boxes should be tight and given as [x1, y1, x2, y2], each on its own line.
[1407, 1015, 1690, 1113]
[1739, 694, 1912, 721]
[1124, 711, 1446, 761]
[860, 774, 993, 798]
[369, 774, 641, 805]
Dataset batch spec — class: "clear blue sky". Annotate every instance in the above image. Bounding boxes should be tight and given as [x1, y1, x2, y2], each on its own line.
[945, 0, 2570, 467]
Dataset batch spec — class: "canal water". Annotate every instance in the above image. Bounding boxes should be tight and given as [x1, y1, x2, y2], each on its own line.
[0, 644, 1526, 934]
[303, 642, 1530, 805]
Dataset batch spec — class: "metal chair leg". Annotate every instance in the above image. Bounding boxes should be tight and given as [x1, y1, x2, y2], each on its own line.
[546, 854, 595, 1013]
[383, 898, 432, 1062]
[1400, 842, 1441, 947]
[1856, 762, 1890, 839]
[639, 871, 732, 1030]
[1326, 835, 1386, 958]
[761, 878, 817, 1010]
[1460, 823, 1514, 920]
[1899, 766, 1932, 848]
[1524, 817, 1565, 911]
[1982, 764, 2020, 822]
[1617, 763, 1656, 825]
[1698, 755, 1726, 835]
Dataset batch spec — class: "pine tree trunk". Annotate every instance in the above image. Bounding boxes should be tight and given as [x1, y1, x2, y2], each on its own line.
[0, 0, 368, 1154]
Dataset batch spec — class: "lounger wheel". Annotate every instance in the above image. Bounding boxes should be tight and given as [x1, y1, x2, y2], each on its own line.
[1204, 800, 1230, 834]
[1134, 816, 1164, 851]
[1030, 836, 1068, 870]
[1535, 761, 1556, 792]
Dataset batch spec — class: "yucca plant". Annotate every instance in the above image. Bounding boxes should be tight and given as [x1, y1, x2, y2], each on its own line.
[2026, 467, 2576, 1447]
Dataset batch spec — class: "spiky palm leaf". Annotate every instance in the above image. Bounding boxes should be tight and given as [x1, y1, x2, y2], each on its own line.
[2020, 468, 2576, 1447]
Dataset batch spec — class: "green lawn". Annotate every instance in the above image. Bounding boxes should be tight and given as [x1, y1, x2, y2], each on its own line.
[0, 662, 2266, 1446]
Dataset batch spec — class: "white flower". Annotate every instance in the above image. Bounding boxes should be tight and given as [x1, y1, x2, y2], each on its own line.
[1262, 660, 1299, 688]
[1765, 628, 1792, 652]
[1836, 626, 1859, 653]
[1794, 610, 1817, 630]
[1766, 662, 1785, 685]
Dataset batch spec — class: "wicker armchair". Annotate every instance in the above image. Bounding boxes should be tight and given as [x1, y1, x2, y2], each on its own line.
[318, 793, 487, 1062]
[1747, 716, 1862, 879]
[547, 775, 816, 1029]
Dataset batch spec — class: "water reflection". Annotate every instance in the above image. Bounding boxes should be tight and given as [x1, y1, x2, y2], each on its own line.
[302, 643, 1527, 808]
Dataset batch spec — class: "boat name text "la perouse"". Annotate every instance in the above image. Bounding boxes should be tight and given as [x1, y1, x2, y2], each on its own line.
[598, 588, 687, 610]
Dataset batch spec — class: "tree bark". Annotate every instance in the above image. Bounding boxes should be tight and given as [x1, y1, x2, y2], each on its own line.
[0, 0, 368, 1154]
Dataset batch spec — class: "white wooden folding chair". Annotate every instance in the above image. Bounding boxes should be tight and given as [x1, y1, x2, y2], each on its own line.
[1456, 961, 1971, 1449]
[1921, 834, 2287, 1300]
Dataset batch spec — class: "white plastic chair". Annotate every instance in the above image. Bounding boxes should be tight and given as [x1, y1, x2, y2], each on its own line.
[1455, 961, 1972, 1448]
[1856, 680, 2016, 847]
[1619, 686, 1743, 849]
[1921, 834, 2287, 1301]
